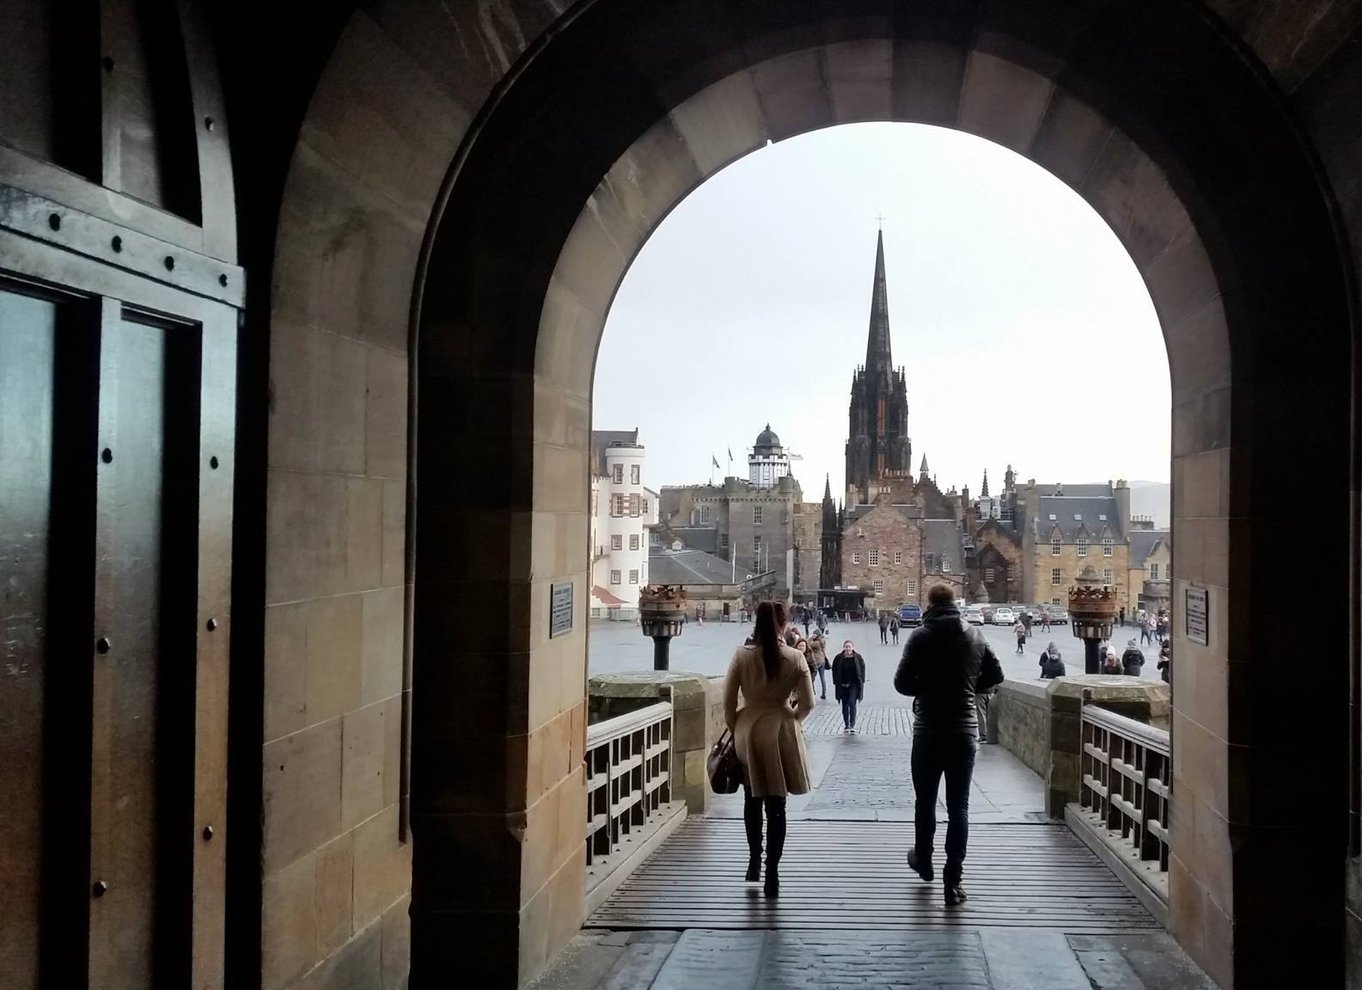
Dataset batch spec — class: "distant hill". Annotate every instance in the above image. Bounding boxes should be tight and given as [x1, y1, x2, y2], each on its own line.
[1129, 481, 1170, 529]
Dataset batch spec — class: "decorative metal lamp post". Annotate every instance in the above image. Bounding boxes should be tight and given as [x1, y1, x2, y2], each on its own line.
[1068, 565, 1118, 675]
[638, 584, 687, 671]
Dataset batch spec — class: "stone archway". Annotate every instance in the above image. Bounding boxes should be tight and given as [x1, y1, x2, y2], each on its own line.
[252, 2, 1358, 987]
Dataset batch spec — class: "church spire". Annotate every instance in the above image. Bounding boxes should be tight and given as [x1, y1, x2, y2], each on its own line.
[981, 469, 990, 498]
[865, 228, 893, 373]
[823, 473, 832, 502]
[920, 453, 929, 477]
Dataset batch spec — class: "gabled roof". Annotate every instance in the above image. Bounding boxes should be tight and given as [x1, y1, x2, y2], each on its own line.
[1129, 530, 1171, 567]
[921, 519, 966, 575]
[648, 547, 743, 586]
[1031, 495, 1124, 542]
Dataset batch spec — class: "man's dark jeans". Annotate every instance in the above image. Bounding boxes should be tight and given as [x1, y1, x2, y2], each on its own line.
[910, 733, 978, 885]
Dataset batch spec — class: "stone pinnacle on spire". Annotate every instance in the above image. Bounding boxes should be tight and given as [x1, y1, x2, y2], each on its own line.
[823, 473, 833, 502]
[919, 453, 929, 476]
[865, 228, 892, 373]
[981, 469, 990, 498]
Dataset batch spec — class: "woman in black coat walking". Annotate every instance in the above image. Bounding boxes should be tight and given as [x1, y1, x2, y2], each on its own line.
[832, 640, 867, 733]
[1039, 642, 1066, 679]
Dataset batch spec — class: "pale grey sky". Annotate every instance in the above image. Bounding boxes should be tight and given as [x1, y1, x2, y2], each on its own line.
[593, 122, 1171, 502]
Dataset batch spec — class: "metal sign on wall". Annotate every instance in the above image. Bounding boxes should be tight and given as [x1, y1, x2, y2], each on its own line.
[1185, 586, 1209, 645]
[550, 581, 573, 638]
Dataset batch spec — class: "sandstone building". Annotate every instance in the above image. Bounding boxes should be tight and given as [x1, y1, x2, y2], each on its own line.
[656, 426, 821, 600]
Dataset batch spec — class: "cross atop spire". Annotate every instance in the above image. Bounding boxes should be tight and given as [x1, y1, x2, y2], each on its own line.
[865, 229, 893, 373]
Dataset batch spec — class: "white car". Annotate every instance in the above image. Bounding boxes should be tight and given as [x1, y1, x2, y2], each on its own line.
[962, 605, 985, 625]
[991, 607, 1016, 625]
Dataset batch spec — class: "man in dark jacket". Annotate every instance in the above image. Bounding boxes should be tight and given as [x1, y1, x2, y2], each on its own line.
[893, 584, 1004, 906]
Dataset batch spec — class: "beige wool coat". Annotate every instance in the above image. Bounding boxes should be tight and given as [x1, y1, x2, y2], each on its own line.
[723, 642, 815, 797]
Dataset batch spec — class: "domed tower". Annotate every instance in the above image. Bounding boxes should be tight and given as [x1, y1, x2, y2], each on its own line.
[845, 229, 912, 503]
[748, 423, 791, 488]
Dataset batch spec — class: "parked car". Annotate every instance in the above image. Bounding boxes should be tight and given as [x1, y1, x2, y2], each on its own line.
[962, 605, 986, 625]
[897, 603, 923, 626]
[979, 604, 995, 624]
[1043, 606, 1069, 625]
[992, 606, 1016, 625]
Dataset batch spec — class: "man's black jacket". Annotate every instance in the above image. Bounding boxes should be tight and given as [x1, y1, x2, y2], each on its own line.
[894, 602, 1004, 735]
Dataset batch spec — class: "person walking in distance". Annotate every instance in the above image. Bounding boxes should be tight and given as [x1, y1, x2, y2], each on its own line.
[890, 614, 901, 646]
[1020, 608, 1032, 640]
[723, 600, 815, 898]
[878, 611, 890, 644]
[1013, 618, 1027, 654]
[895, 585, 1004, 906]
[832, 639, 867, 733]
[1141, 612, 1155, 646]
[1040, 608, 1052, 633]
[807, 630, 829, 700]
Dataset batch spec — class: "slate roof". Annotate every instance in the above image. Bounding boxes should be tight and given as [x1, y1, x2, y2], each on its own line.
[649, 547, 743, 586]
[662, 526, 718, 554]
[590, 429, 639, 477]
[1129, 530, 1171, 568]
[1031, 495, 1124, 542]
[921, 519, 966, 575]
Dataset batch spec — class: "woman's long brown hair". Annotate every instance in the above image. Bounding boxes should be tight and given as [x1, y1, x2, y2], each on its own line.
[753, 600, 788, 680]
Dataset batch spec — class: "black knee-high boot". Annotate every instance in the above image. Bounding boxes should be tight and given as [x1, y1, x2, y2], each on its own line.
[763, 797, 787, 897]
[743, 793, 763, 881]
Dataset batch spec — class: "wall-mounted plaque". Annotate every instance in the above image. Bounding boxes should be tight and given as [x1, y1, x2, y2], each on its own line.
[1185, 586, 1208, 646]
[550, 581, 573, 639]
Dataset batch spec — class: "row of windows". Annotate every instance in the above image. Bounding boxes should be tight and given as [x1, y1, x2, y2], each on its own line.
[610, 464, 642, 485]
[851, 550, 905, 566]
[609, 493, 649, 517]
[609, 534, 642, 551]
[608, 569, 641, 585]
[1051, 567, 1115, 585]
[1051, 538, 1115, 557]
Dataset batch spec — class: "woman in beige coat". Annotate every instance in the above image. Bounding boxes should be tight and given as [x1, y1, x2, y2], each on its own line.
[723, 600, 815, 897]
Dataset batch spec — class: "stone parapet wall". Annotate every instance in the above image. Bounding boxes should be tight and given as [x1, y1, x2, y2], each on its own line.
[588, 671, 719, 815]
[993, 676, 1171, 817]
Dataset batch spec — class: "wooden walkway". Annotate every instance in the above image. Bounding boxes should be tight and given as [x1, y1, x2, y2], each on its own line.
[587, 818, 1159, 934]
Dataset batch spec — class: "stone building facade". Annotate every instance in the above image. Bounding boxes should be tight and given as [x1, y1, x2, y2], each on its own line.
[1018, 481, 1132, 607]
[656, 427, 821, 600]
[1128, 522, 1172, 614]
[840, 501, 967, 609]
[970, 519, 1025, 604]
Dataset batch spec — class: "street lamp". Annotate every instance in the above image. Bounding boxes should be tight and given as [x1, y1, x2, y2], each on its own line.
[638, 583, 687, 671]
[1068, 565, 1118, 675]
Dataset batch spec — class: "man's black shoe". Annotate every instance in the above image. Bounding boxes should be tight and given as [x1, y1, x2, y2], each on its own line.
[907, 848, 934, 882]
[945, 884, 967, 906]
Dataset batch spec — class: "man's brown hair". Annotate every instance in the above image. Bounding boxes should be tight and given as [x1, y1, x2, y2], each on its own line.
[928, 584, 955, 606]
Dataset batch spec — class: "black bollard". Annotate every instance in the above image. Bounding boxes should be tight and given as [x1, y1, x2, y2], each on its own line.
[1084, 639, 1101, 675]
[653, 636, 670, 672]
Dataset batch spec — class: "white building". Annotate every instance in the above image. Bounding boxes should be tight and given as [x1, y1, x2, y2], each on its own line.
[589, 430, 658, 618]
[748, 423, 793, 488]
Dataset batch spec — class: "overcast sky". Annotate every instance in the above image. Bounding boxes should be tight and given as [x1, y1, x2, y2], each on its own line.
[593, 122, 1171, 502]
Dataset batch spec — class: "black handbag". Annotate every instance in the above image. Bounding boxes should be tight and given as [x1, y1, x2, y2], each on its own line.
[707, 728, 743, 794]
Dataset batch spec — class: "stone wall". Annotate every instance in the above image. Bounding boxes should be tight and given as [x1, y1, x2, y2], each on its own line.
[842, 503, 922, 606]
[993, 677, 1172, 817]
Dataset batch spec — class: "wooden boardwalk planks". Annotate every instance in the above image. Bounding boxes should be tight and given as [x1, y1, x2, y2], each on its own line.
[587, 819, 1161, 933]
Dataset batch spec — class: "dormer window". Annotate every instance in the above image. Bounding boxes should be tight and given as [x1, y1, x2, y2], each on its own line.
[1073, 514, 1082, 521]
[1048, 513, 1057, 521]
[1098, 514, 1107, 521]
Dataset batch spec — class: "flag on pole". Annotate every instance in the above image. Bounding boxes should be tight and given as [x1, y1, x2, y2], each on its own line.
[712, 455, 721, 469]
[727, 447, 733, 461]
